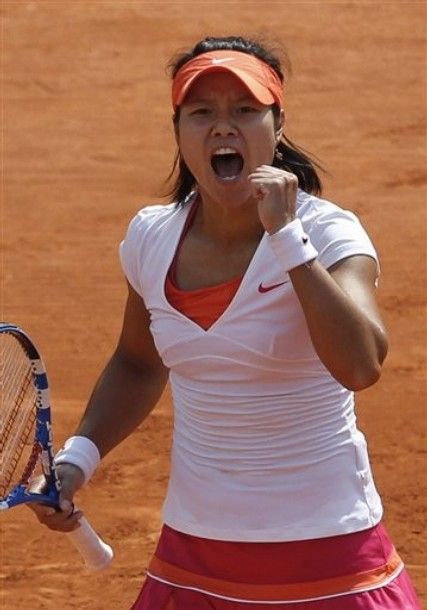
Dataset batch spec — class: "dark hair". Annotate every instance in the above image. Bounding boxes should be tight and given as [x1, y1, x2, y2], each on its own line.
[166, 36, 323, 203]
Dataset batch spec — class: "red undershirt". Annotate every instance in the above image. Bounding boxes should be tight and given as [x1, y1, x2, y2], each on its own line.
[165, 199, 242, 330]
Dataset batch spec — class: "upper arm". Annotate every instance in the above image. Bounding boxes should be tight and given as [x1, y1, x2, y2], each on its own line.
[328, 255, 388, 345]
[116, 281, 168, 378]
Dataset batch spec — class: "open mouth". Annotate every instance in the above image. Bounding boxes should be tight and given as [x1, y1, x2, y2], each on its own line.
[211, 148, 244, 181]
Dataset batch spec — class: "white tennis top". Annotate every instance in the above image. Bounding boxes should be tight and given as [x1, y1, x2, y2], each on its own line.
[120, 190, 383, 542]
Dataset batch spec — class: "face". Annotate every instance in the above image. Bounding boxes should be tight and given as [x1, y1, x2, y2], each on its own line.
[175, 71, 283, 209]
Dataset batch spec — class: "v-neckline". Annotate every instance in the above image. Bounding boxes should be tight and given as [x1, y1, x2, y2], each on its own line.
[161, 196, 268, 334]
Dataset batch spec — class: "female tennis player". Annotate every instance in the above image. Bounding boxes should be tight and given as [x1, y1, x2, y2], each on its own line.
[31, 36, 421, 609]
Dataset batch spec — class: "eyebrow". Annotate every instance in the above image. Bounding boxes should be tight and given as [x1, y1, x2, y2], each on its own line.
[183, 97, 212, 105]
[183, 95, 259, 106]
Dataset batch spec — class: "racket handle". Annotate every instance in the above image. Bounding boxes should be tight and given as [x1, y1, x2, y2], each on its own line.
[67, 512, 113, 570]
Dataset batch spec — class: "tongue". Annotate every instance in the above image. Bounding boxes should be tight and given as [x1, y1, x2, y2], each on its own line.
[212, 154, 243, 179]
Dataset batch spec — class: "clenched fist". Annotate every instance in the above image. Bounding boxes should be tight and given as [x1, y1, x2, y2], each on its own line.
[248, 165, 298, 234]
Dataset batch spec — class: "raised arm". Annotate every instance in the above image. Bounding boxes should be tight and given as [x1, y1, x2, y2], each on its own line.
[249, 166, 388, 391]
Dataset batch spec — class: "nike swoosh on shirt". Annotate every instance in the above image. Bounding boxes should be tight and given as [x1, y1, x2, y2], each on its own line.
[211, 57, 236, 65]
[258, 281, 288, 293]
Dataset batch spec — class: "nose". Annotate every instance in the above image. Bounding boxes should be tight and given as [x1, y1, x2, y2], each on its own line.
[211, 115, 237, 137]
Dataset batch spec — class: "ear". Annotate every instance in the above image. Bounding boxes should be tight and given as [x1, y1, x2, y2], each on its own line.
[275, 108, 285, 144]
[173, 119, 180, 145]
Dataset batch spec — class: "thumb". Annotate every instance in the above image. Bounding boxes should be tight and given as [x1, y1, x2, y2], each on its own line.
[59, 496, 73, 515]
[58, 485, 83, 521]
[55, 463, 85, 514]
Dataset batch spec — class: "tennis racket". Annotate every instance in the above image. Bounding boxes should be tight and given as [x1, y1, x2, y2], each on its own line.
[0, 322, 113, 570]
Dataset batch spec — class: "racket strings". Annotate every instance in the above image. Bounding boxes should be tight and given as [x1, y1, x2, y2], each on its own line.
[0, 366, 33, 451]
[20, 442, 42, 485]
[0, 334, 38, 498]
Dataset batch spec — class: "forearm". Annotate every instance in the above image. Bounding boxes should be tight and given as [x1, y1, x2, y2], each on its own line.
[289, 259, 388, 390]
[74, 347, 168, 458]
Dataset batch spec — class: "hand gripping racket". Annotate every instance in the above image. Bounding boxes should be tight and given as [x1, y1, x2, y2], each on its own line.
[0, 323, 113, 570]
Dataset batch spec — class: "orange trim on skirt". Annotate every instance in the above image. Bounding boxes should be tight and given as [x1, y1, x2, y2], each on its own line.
[147, 548, 403, 603]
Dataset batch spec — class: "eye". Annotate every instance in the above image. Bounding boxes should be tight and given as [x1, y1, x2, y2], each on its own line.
[236, 105, 259, 114]
[190, 107, 211, 116]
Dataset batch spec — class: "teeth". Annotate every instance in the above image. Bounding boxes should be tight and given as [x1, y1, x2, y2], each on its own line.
[213, 147, 239, 156]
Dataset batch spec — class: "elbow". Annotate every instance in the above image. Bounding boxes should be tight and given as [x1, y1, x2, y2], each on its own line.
[339, 343, 387, 390]
[345, 331, 389, 391]
[318, 327, 389, 391]
[344, 362, 382, 392]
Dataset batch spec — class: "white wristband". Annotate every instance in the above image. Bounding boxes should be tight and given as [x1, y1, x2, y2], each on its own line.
[267, 218, 318, 271]
[54, 436, 101, 485]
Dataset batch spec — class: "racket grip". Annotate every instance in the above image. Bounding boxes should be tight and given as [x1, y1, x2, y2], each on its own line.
[67, 513, 114, 570]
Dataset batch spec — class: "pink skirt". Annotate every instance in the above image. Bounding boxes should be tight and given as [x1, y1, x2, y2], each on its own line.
[131, 523, 421, 609]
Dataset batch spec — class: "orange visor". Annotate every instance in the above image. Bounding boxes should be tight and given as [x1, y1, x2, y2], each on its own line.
[172, 50, 284, 110]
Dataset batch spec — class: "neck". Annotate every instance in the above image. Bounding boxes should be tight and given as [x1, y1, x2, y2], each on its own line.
[193, 192, 264, 246]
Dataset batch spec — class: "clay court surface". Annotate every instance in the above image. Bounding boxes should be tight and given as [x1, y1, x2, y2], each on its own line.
[1, 2, 426, 608]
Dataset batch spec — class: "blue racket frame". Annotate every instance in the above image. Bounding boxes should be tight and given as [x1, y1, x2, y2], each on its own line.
[0, 323, 61, 510]
[1, 323, 114, 570]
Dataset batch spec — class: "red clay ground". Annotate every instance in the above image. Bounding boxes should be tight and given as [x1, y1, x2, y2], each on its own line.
[1, 2, 426, 608]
